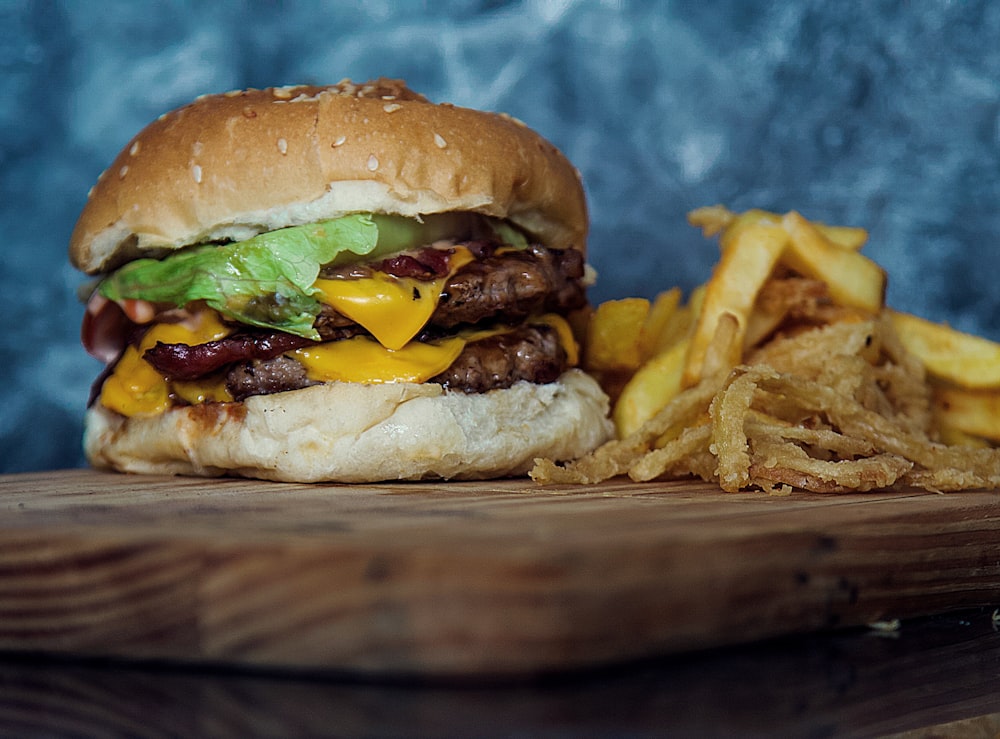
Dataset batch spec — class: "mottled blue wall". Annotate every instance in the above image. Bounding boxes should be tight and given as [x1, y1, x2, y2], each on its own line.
[2, 1, 998, 472]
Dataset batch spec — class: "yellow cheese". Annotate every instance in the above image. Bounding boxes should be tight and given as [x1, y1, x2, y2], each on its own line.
[100, 311, 232, 417]
[311, 246, 474, 350]
[293, 313, 579, 386]
[172, 375, 233, 406]
[99, 344, 172, 417]
[531, 313, 579, 367]
[293, 335, 467, 384]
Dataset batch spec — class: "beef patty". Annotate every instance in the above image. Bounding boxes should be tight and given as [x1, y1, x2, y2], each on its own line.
[225, 323, 567, 401]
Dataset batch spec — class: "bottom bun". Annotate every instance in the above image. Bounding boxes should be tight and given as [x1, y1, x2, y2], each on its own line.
[84, 370, 613, 482]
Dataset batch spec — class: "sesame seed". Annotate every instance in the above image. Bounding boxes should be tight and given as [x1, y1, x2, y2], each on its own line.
[332, 135, 347, 147]
[118, 165, 129, 179]
[272, 85, 296, 99]
[224, 89, 242, 97]
[129, 141, 141, 156]
[242, 107, 257, 119]
[87, 186, 95, 199]
[277, 138, 288, 154]
[498, 111, 527, 127]
[367, 154, 379, 172]
[192, 141, 204, 157]
[433, 133, 447, 149]
[192, 164, 203, 183]
[383, 103, 402, 113]
[382, 95, 396, 100]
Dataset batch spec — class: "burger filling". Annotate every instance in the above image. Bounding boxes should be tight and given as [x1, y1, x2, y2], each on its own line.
[83, 213, 589, 417]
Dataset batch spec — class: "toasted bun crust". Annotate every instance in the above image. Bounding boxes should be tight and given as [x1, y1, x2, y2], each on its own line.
[70, 78, 587, 274]
[83, 370, 613, 482]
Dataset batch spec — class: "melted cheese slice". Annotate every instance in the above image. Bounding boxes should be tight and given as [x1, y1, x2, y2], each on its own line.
[293, 335, 468, 384]
[100, 311, 232, 417]
[311, 246, 474, 351]
[293, 314, 579, 385]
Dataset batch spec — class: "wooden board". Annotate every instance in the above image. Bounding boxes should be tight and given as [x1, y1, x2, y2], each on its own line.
[1, 469, 998, 677]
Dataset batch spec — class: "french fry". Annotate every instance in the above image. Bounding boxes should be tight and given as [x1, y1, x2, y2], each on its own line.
[691, 205, 867, 252]
[719, 209, 781, 252]
[933, 385, 1000, 442]
[683, 223, 787, 386]
[583, 297, 651, 374]
[638, 288, 682, 359]
[818, 223, 868, 251]
[780, 211, 886, 314]
[686, 205, 736, 237]
[889, 310, 1000, 390]
[614, 337, 689, 438]
[689, 206, 779, 251]
[536, 202, 1000, 492]
[935, 421, 993, 449]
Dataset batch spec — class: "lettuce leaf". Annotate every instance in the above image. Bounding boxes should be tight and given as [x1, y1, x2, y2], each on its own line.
[98, 215, 381, 339]
[97, 212, 532, 340]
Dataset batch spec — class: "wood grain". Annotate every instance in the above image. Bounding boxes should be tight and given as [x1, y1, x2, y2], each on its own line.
[1, 469, 998, 676]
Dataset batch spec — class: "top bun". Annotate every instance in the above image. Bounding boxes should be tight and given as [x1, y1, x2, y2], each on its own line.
[70, 78, 588, 275]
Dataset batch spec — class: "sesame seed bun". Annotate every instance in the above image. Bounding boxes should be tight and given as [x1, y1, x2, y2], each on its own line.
[70, 78, 588, 274]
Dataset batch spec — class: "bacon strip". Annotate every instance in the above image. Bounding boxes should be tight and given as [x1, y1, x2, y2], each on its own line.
[143, 331, 317, 381]
[376, 246, 453, 279]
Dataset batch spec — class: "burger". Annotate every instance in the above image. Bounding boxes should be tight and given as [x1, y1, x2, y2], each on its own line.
[71, 78, 613, 482]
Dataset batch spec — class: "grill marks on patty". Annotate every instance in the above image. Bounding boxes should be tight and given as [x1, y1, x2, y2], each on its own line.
[430, 324, 565, 393]
[227, 356, 320, 401]
[138, 241, 584, 399]
[436, 244, 585, 329]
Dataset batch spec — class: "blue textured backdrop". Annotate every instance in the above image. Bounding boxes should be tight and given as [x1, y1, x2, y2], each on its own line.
[2, 1, 998, 473]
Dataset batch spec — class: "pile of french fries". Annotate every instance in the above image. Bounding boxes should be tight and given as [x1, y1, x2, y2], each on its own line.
[564, 205, 1000, 488]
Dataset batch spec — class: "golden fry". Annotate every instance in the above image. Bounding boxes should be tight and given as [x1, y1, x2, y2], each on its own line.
[683, 223, 786, 386]
[718, 209, 782, 252]
[638, 288, 683, 359]
[817, 223, 868, 251]
[691, 204, 867, 253]
[933, 386, 1000, 443]
[535, 204, 1000, 494]
[889, 310, 1000, 390]
[614, 337, 688, 438]
[583, 297, 650, 373]
[780, 211, 886, 314]
[686, 205, 737, 237]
